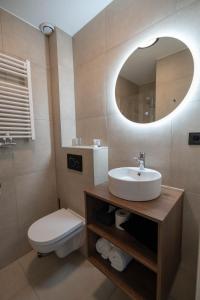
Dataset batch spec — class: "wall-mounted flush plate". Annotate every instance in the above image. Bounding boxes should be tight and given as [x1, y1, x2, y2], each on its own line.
[67, 154, 83, 172]
[188, 132, 200, 145]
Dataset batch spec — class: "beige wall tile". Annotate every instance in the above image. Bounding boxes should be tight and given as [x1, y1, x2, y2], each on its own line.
[49, 27, 76, 148]
[170, 264, 196, 300]
[31, 64, 51, 120]
[27, 29, 49, 68]
[15, 170, 57, 229]
[105, 0, 177, 50]
[0, 225, 20, 269]
[181, 192, 200, 274]
[56, 28, 74, 69]
[1, 9, 49, 67]
[49, 30, 58, 68]
[13, 120, 55, 176]
[170, 101, 200, 193]
[75, 55, 107, 119]
[0, 179, 21, 268]
[54, 146, 67, 172]
[1, 10, 48, 67]
[18, 224, 32, 258]
[1, 9, 32, 40]
[50, 66, 60, 128]
[76, 116, 108, 146]
[73, 10, 106, 67]
[0, 148, 14, 180]
[49, 65, 60, 157]
[58, 64, 76, 120]
[2, 32, 28, 60]
[60, 118, 76, 147]
[57, 169, 87, 216]
[0, 179, 17, 227]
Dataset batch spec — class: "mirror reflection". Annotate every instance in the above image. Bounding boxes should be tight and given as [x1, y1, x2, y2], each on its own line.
[115, 37, 194, 123]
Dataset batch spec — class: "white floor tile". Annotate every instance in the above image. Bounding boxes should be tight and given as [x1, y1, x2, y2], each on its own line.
[0, 261, 32, 300]
[9, 286, 38, 300]
[18, 250, 115, 300]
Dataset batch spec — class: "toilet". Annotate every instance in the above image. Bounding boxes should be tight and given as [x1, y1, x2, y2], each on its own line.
[28, 208, 85, 258]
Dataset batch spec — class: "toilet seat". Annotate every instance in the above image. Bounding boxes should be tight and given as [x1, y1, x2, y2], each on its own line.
[28, 208, 85, 246]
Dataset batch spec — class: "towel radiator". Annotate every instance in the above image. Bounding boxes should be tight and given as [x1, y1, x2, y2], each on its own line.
[0, 52, 35, 146]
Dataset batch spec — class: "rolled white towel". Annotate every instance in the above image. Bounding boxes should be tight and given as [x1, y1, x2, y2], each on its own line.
[108, 246, 132, 272]
[96, 238, 113, 259]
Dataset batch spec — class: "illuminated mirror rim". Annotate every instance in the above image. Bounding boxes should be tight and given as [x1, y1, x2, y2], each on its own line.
[113, 35, 195, 127]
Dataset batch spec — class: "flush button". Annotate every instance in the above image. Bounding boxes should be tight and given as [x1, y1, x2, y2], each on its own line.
[67, 154, 83, 172]
[188, 132, 200, 145]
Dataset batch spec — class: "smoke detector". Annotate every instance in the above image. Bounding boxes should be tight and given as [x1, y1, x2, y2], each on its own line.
[39, 22, 54, 35]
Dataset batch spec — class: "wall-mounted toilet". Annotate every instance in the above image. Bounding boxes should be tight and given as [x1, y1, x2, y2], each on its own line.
[28, 208, 85, 258]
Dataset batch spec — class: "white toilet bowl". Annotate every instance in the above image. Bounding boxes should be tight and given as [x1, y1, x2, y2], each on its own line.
[28, 208, 85, 258]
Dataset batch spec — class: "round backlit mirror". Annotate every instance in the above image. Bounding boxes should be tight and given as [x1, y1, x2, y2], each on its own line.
[115, 37, 194, 123]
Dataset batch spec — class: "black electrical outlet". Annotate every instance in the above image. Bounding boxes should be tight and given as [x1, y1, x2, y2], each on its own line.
[67, 154, 83, 172]
[188, 132, 200, 145]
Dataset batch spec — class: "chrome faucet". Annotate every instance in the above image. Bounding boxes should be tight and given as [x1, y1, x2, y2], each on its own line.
[134, 152, 145, 170]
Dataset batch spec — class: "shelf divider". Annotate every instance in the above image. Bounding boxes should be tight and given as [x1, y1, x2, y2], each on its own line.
[88, 222, 157, 273]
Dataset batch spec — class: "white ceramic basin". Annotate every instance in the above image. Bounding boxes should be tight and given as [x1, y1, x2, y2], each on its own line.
[108, 167, 162, 201]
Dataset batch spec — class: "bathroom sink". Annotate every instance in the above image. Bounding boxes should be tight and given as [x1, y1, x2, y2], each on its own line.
[108, 167, 162, 201]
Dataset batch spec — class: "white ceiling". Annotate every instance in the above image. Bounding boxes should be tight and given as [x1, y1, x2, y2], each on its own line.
[0, 0, 113, 36]
[120, 37, 187, 85]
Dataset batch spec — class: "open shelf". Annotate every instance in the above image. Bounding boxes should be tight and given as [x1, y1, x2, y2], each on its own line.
[88, 222, 157, 273]
[89, 253, 156, 300]
[85, 184, 183, 300]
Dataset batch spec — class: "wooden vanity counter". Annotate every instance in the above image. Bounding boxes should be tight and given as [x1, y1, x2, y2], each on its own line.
[85, 183, 183, 300]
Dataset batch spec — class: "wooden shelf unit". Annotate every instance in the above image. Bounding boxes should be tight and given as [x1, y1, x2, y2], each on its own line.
[85, 183, 183, 300]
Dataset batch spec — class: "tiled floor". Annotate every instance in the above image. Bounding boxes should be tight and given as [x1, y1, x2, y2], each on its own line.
[0, 250, 130, 300]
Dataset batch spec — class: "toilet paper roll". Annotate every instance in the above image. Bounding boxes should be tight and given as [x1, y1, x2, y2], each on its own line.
[115, 209, 130, 231]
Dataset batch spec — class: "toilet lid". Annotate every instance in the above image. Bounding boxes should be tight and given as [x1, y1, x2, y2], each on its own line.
[28, 208, 84, 245]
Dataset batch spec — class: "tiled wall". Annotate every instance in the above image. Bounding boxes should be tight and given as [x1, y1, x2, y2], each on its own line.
[48, 28, 85, 215]
[73, 0, 200, 298]
[49, 28, 76, 148]
[0, 9, 58, 268]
